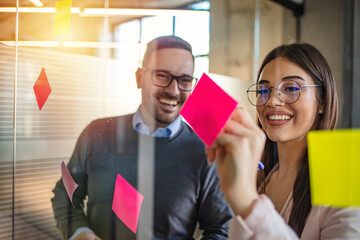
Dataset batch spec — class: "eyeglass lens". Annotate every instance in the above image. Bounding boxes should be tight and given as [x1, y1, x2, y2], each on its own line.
[247, 81, 301, 106]
[152, 71, 195, 91]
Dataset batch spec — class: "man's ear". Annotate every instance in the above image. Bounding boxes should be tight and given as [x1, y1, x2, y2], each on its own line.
[135, 68, 142, 89]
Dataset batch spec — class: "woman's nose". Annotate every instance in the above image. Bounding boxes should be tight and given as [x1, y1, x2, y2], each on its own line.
[266, 88, 284, 107]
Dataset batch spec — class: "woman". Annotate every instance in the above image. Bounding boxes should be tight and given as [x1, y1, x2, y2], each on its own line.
[207, 43, 360, 239]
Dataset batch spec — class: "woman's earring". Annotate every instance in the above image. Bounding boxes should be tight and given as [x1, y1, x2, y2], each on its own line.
[319, 109, 323, 114]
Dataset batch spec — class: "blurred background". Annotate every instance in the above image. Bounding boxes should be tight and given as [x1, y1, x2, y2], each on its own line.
[0, 0, 359, 239]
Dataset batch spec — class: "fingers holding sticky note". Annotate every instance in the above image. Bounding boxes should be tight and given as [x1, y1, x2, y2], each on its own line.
[180, 73, 238, 147]
[308, 129, 360, 208]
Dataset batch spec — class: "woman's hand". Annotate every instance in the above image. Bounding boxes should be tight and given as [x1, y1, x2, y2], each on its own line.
[206, 107, 266, 218]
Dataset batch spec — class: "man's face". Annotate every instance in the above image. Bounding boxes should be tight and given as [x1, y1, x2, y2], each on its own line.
[136, 48, 194, 128]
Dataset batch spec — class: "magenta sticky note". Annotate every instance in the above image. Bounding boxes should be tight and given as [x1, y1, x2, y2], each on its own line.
[61, 161, 78, 203]
[112, 174, 144, 234]
[180, 73, 238, 146]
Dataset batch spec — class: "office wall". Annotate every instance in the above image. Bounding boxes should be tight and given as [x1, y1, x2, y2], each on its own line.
[301, 0, 343, 117]
[209, 0, 296, 82]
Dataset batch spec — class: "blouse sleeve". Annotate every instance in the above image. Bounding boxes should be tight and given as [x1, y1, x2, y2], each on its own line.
[319, 205, 360, 239]
[229, 194, 298, 240]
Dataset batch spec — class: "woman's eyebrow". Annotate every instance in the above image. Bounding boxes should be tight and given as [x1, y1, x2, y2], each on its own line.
[258, 75, 305, 84]
[282, 75, 305, 81]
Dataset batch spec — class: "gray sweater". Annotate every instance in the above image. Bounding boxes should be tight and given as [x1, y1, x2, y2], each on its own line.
[51, 114, 232, 240]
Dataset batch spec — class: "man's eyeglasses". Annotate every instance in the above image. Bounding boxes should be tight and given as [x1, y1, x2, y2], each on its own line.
[246, 80, 322, 106]
[143, 68, 198, 91]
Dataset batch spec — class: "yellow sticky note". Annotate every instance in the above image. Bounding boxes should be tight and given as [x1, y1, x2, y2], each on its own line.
[308, 129, 360, 208]
[53, 0, 72, 37]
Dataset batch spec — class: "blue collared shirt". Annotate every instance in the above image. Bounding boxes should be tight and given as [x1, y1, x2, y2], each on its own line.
[132, 108, 182, 138]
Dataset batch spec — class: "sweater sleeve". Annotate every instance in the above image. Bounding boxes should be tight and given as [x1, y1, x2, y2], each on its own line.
[229, 194, 298, 240]
[51, 122, 93, 240]
[197, 163, 233, 240]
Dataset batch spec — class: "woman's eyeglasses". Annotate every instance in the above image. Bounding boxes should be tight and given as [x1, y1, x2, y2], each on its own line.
[247, 80, 322, 106]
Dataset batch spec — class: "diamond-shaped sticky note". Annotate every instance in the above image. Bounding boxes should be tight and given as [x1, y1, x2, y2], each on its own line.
[180, 73, 238, 147]
[112, 174, 144, 233]
[33, 67, 51, 110]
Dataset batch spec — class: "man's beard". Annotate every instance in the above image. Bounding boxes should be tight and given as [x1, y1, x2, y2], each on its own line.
[154, 92, 185, 125]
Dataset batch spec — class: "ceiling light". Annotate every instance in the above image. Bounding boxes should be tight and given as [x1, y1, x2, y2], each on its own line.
[0, 7, 80, 13]
[0, 41, 136, 48]
[62, 41, 125, 48]
[29, 0, 44, 7]
[81, 8, 208, 17]
[0, 7, 205, 16]
[1, 41, 60, 47]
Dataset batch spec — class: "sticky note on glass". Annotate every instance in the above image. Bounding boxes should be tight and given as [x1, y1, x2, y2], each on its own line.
[33, 67, 51, 110]
[61, 161, 78, 203]
[308, 129, 360, 208]
[54, 0, 72, 36]
[112, 174, 144, 233]
[180, 73, 238, 146]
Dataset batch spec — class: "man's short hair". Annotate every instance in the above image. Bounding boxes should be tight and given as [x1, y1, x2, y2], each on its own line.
[142, 35, 194, 67]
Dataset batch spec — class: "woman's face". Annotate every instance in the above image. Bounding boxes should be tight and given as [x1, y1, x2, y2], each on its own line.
[256, 57, 322, 144]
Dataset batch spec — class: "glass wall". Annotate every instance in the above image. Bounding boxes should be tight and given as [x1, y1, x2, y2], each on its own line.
[2, 0, 353, 239]
[1, 0, 329, 239]
[0, 1, 212, 239]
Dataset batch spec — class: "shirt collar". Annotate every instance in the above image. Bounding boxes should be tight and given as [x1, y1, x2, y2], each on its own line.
[132, 107, 182, 138]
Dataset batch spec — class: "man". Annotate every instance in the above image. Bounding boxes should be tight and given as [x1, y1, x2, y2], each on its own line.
[51, 35, 232, 240]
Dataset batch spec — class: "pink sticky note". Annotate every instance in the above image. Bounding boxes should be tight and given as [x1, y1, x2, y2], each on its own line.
[180, 73, 238, 146]
[112, 174, 144, 234]
[61, 161, 78, 203]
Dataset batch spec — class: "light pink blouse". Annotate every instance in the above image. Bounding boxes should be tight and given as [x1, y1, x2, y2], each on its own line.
[229, 167, 360, 239]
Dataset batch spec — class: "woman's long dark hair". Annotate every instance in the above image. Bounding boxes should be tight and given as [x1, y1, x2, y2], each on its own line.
[257, 43, 338, 236]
